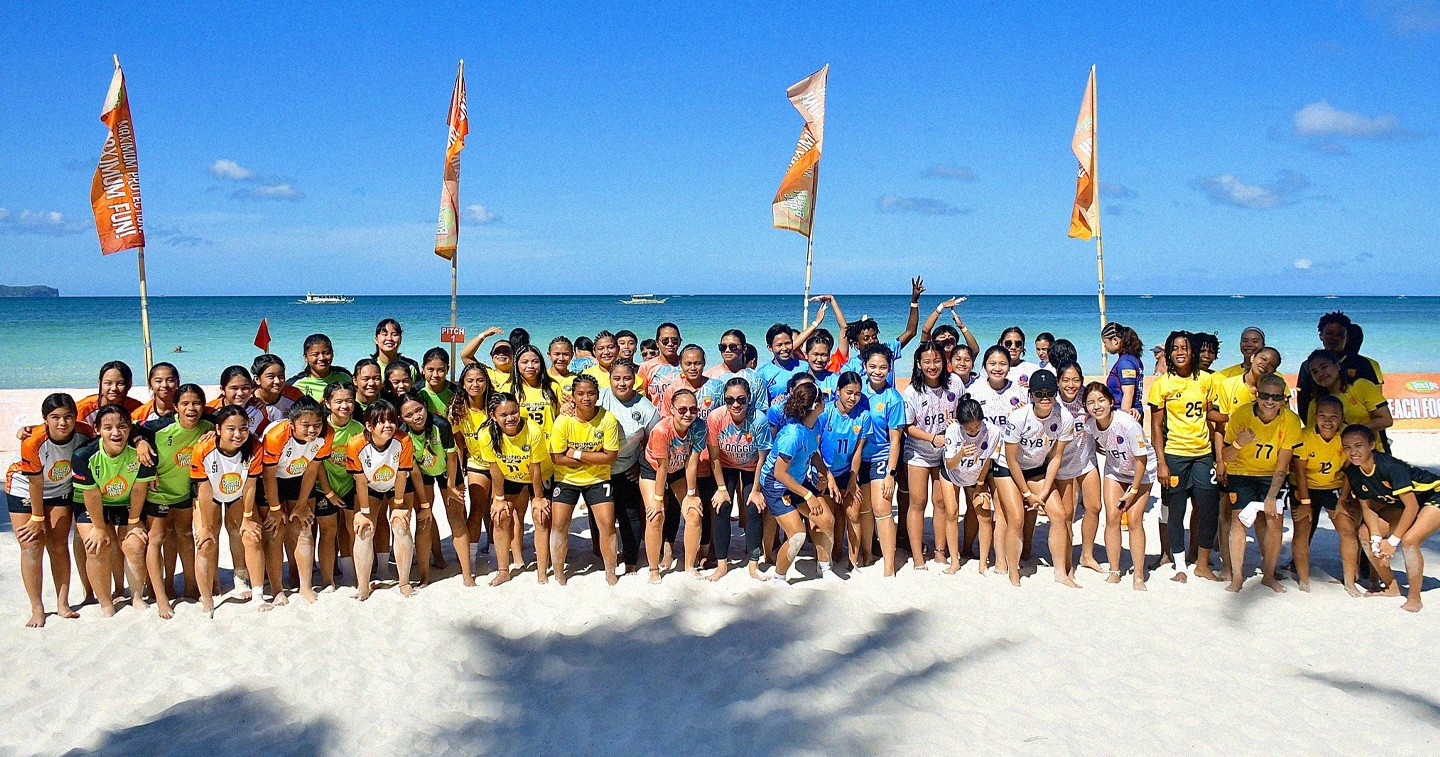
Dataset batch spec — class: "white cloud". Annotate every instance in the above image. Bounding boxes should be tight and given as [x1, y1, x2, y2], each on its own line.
[1099, 182, 1136, 199]
[1366, 0, 1440, 35]
[209, 159, 257, 181]
[464, 204, 499, 224]
[234, 183, 302, 201]
[1293, 258, 1313, 270]
[0, 207, 86, 235]
[1293, 101, 1409, 140]
[1193, 170, 1308, 210]
[877, 195, 971, 216]
[925, 165, 976, 181]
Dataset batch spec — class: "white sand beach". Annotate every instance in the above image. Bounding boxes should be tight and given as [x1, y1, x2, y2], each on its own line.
[2, 388, 1438, 755]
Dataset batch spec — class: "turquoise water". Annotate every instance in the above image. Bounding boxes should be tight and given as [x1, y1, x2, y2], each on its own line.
[1, 295, 1433, 389]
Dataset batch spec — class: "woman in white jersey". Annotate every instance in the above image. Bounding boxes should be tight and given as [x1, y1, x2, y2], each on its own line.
[1082, 382, 1154, 590]
[189, 405, 263, 616]
[967, 346, 1029, 434]
[258, 398, 334, 608]
[997, 370, 1074, 587]
[901, 341, 959, 570]
[999, 327, 1041, 389]
[346, 400, 418, 599]
[1055, 361, 1104, 575]
[943, 397, 999, 575]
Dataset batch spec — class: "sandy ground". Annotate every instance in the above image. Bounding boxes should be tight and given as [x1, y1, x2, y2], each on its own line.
[2, 389, 1439, 755]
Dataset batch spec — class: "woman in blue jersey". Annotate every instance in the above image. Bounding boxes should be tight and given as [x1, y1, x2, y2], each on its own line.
[857, 344, 906, 576]
[757, 382, 834, 585]
[1102, 323, 1145, 421]
[817, 371, 869, 574]
[902, 341, 959, 570]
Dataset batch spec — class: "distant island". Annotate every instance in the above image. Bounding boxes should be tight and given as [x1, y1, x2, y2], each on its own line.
[0, 285, 58, 298]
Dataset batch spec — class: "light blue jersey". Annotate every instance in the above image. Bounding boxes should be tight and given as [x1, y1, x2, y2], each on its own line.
[860, 385, 906, 463]
[760, 420, 821, 490]
[818, 402, 871, 475]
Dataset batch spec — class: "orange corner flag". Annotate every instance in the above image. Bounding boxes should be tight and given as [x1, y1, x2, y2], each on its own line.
[254, 318, 272, 352]
[91, 56, 145, 255]
[434, 61, 469, 259]
[773, 65, 827, 238]
[1068, 66, 1098, 241]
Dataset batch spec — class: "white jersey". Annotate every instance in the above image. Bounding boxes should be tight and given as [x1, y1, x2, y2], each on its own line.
[6, 429, 93, 500]
[346, 435, 414, 494]
[902, 383, 958, 466]
[599, 390, 659, 475]
[1058, 396, 1096, 479]
[189, 438, 264, 505]
[1008, 360, 1042, 389]
[1002, 404, 1075, 471]
[943, 420, 1000, 488]
[947, 372, 978, 396]
[966, 379, 1029, 432]
[1087, 412, 1156, 484]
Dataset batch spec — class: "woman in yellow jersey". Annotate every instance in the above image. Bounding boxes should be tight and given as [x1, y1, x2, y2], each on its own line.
[1291, 395, 1357, 594]
[1216, 327, 1266, 380]
[581, 330, 620, 390]
[1147, 331, 1222, 583]
[547, 336, 578, 400]
[447, 363, 493, 584]
[1210, 347, 1281, 423]
[1303, 349, 1393, 451]
[1221, 374, 1302, 594]
[548, 375, 622, 585]
[480, 393, 551, 586]
[458, 325, 512, 392]
[512, 345, 560, 451]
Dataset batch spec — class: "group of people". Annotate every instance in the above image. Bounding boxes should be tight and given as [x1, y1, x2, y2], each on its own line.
[8, 287, 1439, 626]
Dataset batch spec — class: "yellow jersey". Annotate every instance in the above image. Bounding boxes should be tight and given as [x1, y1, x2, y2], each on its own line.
[548, 409, 621, 486]
[581, 364, 612, 391]
[517, 382, 557, 437]
[454, 406, 489, 472]
[1216, 363, 1246, 380]
[550, 371, 577, 400]
[1306, 379, 1386, 430]
[1224, 403, 1303, 477]
[1214, 374, 1290, 417]
[1294, 428, 1346, 490]
[485, 365, 513, 394]
[1146, 372, 1216, 457]
[477, 421, 547, 485]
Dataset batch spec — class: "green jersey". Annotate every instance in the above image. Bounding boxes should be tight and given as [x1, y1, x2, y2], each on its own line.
[323, 418, 365, 496]
[287, 368, 353, 402]
[72, 440, 156, 507]
[141, 417, 214, 505]
[419, 383, 454, 416]
[409, 414, 457, 478]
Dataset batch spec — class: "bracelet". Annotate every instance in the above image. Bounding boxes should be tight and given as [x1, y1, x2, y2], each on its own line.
[243, 510, 254, 518]
[419, 503, 431, 509]
[128, 517, 141, 525]
[268, 504, 281, 512]
[359, 507, 371, 515]
[1299, 498, 1311, 505]
[934, 305, 944, 314]
[28, 514, 43, 523]
[910, 303, 919, 309]
[1388, 535, 1401, 547]
[686, 488, 697, 496]
[716, 486, 728, 495]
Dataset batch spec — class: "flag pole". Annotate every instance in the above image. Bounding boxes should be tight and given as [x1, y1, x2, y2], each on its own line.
[801, 161, 820, 328]
[136, 245, 154, 372]
[1091, 65, 1108, 372]
[450, 249, 459, 381]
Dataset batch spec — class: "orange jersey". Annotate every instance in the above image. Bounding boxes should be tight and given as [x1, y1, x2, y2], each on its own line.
[262, 420, 334, 479]
[189, 437, 264, 504]
[345, 434, 414, 493]
[75, 394, 142, 427]
[6, 424, 94, 500]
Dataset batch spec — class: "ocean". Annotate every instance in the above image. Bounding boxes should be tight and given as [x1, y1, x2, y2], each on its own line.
[2, 294, 1433, 390]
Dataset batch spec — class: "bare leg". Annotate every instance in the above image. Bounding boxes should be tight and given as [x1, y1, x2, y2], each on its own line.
[489, 501, 514, 587]
[1397, 507, 1440, 612]
[121, 526, 150, 612]
[1257, 514, 1286, 593]
[870, 482, 898, 576]
[10, 513, 46, 626]
[1102, 479, 1125, 584]
[905, 465, 930, 569]
[446, 486, 475, 586]
[391, 506, 415, 596]
[972, 489, 994, 574]
[193, 501, 221, 617]
[352, 510, 375, 601]
[262, 512, 288, 606]
[994, 478, 1024, 585]
[532, 494, 553, 584]
[1225, 511, 1249, 593]
[45, 508, 77, 619]
[641, 478, 664, 582]
[1078, 469, 1104, 572]
[143, 515, 174, 618]
[80, 524, 117, 616]
[416, 509, 434, 586]
[1292, 505, 1314, 592]
[1045, 481, 1078, 588]
[291, 517, 319, 603]
[592, 501, 619, 585]
[1127, 490, 1149, 590]
[225, 503, 250, 596]
[317, 515, 338, 590]
[939, 479, 961, 573]
[682, 498, 704, 576]
[73, 528, 95, 604]
[1333, 505, 1363, 597]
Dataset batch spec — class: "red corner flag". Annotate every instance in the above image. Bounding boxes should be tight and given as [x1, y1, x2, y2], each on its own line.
[254, 318, 271, 352]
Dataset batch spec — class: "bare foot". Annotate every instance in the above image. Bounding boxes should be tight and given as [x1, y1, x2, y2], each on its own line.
[1343, 583, 1362, 598]
[1133, 578, 1147, 592]
[747, 564, 769, 582]
[685, 567, 702, 578]
[299, 588, 319, 603]
[356, 589, 371, 602]
[1225, 582, 1243, 593]
[1402, 598, 1422, 613]
[236, 591, 253, 602]
[1195, 567, 1223, 582]
[707, 564, 730, 582]
[25, 611, 45, 628]
[648, 570, 662, 585]
[157, 602, 174, 620]
[1297, 579, 1311, 593]
[98, 604, 116, 618]
[976, 563, 990, 576]
[462, 575, 478, 588]
[1080, 557, 1105, 573]
[1261, 577, 1287, 594]
[272, 592, 289, 607]
[661, 544, 675, 570]
[1008, 572, 1021, 587]
[945, 562, 960, 575]
[200, 597, 215, 617]
[57, 605, 79, 620]
[399, 584, 416, 597]
[131, 596, 150, 612]
[431, 554, 447, 569]
[1106, 571, 1122, 585]
[554, 573, 568, 587]
[606, 572, 619, 586]
[1171, 572, 1188, 584]
[81, 592, 97, 606]
[1366, 585, 1401, 598]
[912, 559, 929, 571]
[258, 601, 276, 612]
[184, 587, 200, 601]
[1055, 573, 1080, 589]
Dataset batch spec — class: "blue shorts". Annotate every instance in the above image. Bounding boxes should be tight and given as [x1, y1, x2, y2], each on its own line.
[7, 493, 73, 514]
[761, 479, 820, 516]
[857, 459, 892, 485]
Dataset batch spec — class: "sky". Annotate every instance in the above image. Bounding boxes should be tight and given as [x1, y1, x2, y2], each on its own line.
[0, 1, 1437, 297]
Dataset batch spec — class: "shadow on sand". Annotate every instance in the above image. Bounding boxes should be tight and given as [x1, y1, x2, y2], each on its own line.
[74, 688, 334, 755]
[1296, 670, 1440, 726]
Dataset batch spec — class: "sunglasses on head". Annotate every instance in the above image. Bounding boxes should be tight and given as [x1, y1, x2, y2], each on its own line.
[1257, 391, 1285, 402]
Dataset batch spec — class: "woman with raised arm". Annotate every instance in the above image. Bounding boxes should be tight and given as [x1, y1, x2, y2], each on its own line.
[1083, 383, 1154, 590]
[189, 405, 263, 617]
[997, 370, 1074, 587]
[1221, 373, 1302, 594]
[6, 393, 89, 626]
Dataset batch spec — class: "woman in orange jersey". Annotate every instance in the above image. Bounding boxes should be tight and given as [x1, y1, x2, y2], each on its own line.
[213, 365, 282, 436]
[189, 404, 263, 617]
[347, 400, 418, 599]
[259, 397, 334, 607]
[6, 393, 90, 626]
[251, 354, 305, 419]
[130, 362, 180, 423]
[641, 388, 707, 583]
[76, 361, 143, 426]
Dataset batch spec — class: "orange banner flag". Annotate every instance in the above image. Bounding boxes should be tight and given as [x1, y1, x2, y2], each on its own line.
[435, 61, 469, 259]
[773, 65, 827, 238]
[91, 56, 145, 255]
[1068, 66, 1098, 241]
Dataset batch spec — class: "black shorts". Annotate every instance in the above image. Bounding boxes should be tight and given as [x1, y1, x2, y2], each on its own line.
[1163, 453, 1217, 492]
[551, 480, 614, 506]
[501, 479, 532, 497]
[143, 498, 192, 518]
[994, 463, 1048, 482]
[831, 470, 854, 490]
[1226, 475, 1283, 507]
[421, 472, 449, 489]
[75, 505, 129, 527]
[6, 493, 72, 514]
[639, 462, 686, 485]
[1308, 488, 1340, 512]
[314, 489, 355, 517]
[275, 476, 304, 502]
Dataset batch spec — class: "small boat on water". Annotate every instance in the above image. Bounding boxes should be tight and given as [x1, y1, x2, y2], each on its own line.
[1139, 294, 1153, 299]
[298, 292, 354, 304]
[1324, 295, 1339, 299]
[1231, 295, 1245, 299]
[619, 294, 669, 305]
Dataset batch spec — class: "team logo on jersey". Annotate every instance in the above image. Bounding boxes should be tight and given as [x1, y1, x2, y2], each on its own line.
[1009, 397, 1021, 407]
[373, 464, 396, 484]
[853, 424, 862, 434]
[876, 402, 885, 412]
[102, 475, 129, 499]
[219, 471, 243, 496]
[286, 458, 309, 476]
[417, 446, 437, 468]
[125, 461, 140, 473]
[1116, 436, 1125, 444]
[47, 460, 72, 483]
[631, 411, 643, 422]
[174, 446, 195, 469]
[1050, 423, 1058, 432]
[593, 430, 604, 441]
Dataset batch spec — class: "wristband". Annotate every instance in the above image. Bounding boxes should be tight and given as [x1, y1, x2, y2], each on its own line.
[268, 504, 281, 512]
[652, 494, 666, 502]
[716, 486, 728, 495]
[960, 326, 970, 333]
[28, 514, 43, 524]
[1388, 535, 1401, 547]
[242, 510, 254, 518]
[804, 492, 815, 501]
[934, 305, 944, 314]
[910, 303, 919, 309]
[420, 503, 431, 509]
[569, 448, 583, 461]
[359, 507, 371, 515]
[128, 517, 141, 525]
[1370, 534, 1382, 545]
[686, 488, 697, 496]
[1299, 498, 1311, 505]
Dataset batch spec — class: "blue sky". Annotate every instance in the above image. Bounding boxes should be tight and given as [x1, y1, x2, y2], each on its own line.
[1, 1, 1437, 296]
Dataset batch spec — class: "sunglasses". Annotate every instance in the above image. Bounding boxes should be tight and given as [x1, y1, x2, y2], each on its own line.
[491, 347, 513, 356]
[1257, 391, 1286, 402]
[1031, 390, 1055, 399]
[723, 395, 750, 406]
[1003, 340, 1023, 348]
[675, 406, 698, 415]
[719, 343, 742, 352]
[659, 337, 681, 345]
